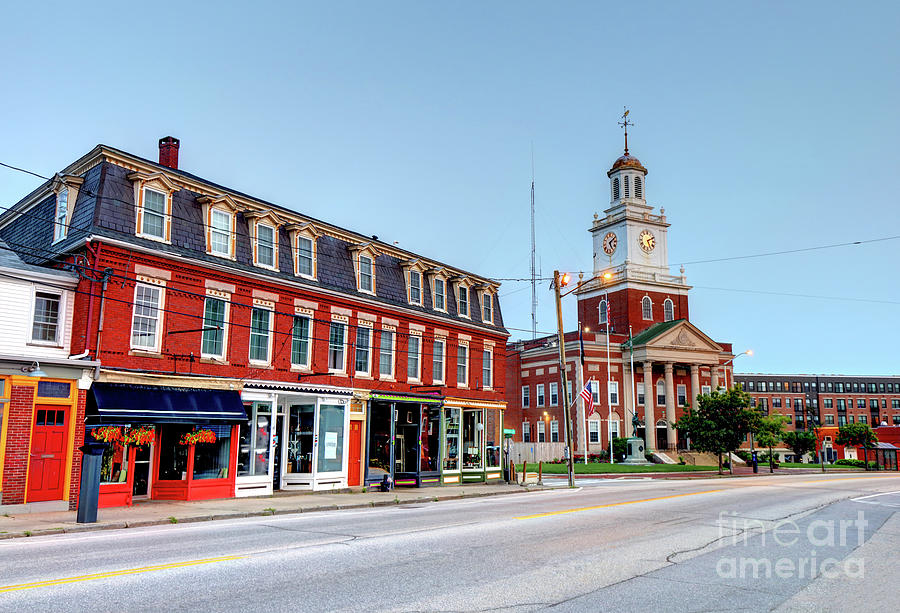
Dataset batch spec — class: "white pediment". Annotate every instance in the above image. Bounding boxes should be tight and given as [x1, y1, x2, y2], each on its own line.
[646, 321, 723, 353]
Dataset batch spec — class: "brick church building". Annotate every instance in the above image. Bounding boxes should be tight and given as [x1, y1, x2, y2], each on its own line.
[506, 131, 736, 458]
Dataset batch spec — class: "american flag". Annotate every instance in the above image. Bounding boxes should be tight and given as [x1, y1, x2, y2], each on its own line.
[580, 380, 594, 413]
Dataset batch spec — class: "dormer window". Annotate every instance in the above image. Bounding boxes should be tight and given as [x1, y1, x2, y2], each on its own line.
[246, 210, 284, 270]
[129, 171, 177, 244]
[54, 188, 68, 242]
[663, 298, 674, 322]
[612, 178, 620, 200]
[409, 270, 422, 304]
[434, 278, 446, 311]
[458, 284, 469, 318]
[359, 254, 374, 292]
[287, 222, 318, 280]
[142, 188, 167, 239]
[623, 175, 630, 198]
[642, 296, 652, 320]
[482, 292, 494, 324]
[209, 209, 233, 256]
[634, 175, 643, 199]
[256, 223, 276, 268]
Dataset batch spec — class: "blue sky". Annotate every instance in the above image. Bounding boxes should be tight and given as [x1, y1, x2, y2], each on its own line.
[1, 1, 898, 375]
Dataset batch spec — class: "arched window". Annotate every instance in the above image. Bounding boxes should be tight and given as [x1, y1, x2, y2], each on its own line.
[656, 380, 666, 405]
[642, 296, 652, 320]
[612, 178, 620, 200]
[599, 299, 607, 325]
[634, 176, 643, 199]
[623, 175, 630, 198]
[663, 298, 674, 322]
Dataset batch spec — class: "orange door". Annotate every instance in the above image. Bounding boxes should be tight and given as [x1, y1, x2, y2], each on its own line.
[348, 421, 362, 486]
[28, 405, 70, 502]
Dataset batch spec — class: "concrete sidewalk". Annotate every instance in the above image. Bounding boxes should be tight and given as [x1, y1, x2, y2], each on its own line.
[0, 483, 536, 541]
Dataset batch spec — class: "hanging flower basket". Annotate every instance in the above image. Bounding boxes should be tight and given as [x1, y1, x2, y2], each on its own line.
[179, 429, 217, 445]
[123, 426, 155, 446]
[91, 426, 124, 443]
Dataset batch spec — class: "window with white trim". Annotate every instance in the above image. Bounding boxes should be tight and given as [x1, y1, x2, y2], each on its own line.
[550, 420, 559, 442]
[358, 254, 374, 293]
[328, 321, 347, 372]
[355, 325, 371, 375]
[642, 296, 652, 320]
[209, 209, 233, 257]
[457, 343, 468, 387]
[522, 421, 531, 442]
[567, 381, 573, 405]
[131, 283, 163, 351]
[537, 421, 546, 442]
[249, 307, 272, 363]
[591, 380, 600, 405]
[588, 420, 600, 443]
[482, 349, 492, 389]
[32, 291, 62, 344]
[657, 379, 666, 405]
[54, 188, 68, 242]
[297, 235, 315, 278]
[482, 292, 494, 323]
[141, 188, 167, 239]
[701, 385, 711, 396]
[612, 177, 620, 200]
[434, 278, 446, 311]
[255, 223, 276, 268]
[623, 175, 630, 198]
[407, 333, 422, 381]
[609, 381, 619, 405]
[432, 339, 445, 384]
[663, 298, 674, 322]
[537, 383, 545, 407]
[638, 385, 645, 405]
[599, 299, 607, 325]
[458, 286, 469, 317]
[409, 271, 422, 305]
[610, 419, 619, 439]
[634, 175, 643, 199]
[379, 329, 395, 378]
[521, 385, 530, 408]
[201, 296, 228, 359]
[677, 384, 687, 406]
[291, 315, 311, 368]
[549, 382, 558, 407]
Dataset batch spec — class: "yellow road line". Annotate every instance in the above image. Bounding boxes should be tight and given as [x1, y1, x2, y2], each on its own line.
[515, 489, 724, 520]
[0, 555, 246, 594]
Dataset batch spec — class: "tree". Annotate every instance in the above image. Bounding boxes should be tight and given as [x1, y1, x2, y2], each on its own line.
[835, 423, 878, 470]
[754, 414, 789, 473]
[782, 430, 818, 463]
[674, 386, 757, 474]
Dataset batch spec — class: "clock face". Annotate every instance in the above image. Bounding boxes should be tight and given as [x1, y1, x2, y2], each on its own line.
[639, 230, 656, 253]
[602, 232, 617, 255]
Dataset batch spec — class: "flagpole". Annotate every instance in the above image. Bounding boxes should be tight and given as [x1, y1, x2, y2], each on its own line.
[580, 323, 588, 464]
[606, 291, 613, 463]
[629, 325, 636, 440]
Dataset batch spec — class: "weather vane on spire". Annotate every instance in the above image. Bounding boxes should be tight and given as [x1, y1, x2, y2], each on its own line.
[618, 107, 633, 155]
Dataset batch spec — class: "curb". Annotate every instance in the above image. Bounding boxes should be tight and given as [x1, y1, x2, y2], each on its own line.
[0, 487, 536, 541]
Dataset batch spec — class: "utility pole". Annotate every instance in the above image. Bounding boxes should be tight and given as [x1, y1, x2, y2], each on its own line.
[553, 270, 575, 487]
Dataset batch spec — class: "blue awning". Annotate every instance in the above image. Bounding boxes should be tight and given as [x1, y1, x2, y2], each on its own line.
[87, 383, 247, 425]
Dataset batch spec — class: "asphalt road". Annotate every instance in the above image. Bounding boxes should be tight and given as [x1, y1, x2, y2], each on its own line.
[1, 473, 898, 612]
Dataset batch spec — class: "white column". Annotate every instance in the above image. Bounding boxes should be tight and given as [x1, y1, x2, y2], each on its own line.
[643, 361, 655, 452]
[690, 364, 701, 410]
[665, 362, 676, 449]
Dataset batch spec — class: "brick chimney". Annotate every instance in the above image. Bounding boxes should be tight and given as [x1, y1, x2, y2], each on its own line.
[158, 136, 180, 169]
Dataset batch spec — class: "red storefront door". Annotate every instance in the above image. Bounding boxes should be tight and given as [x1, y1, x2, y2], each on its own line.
[348, 421, 362, 486]
[27, 405, 69, 502]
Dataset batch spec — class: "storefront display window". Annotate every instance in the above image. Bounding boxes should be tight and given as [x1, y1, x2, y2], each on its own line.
[288, 404, 315, 473]
[368, 402, 392, 480]
[486, 412, 501, 469]
[444, 408, 460, 470]
[462, 410, 483, 469]
[100, 442, 129, 483]
[193, 425, 232, 480]
[238, 401, 272, 477]
[420, 408, 440, 472]
[158, 425, 190, 480]
[317, 404, 345, 473]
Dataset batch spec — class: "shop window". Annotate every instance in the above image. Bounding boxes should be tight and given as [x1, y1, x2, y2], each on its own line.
[317, 404, 345, 473]
[432, 339, 445, 384]
[238, 402, 272, 477]
[32, 291, 62, 344]
[444, 408, 461, 469]
[355, 326, 371, 375]
[292, 316, 311, 368]
[201, 297, 227, 359]
[287, 404, 314, 474]
[193, 425, 233, 480]
[462, 410, 483, 469]
[420, 408, 441, 472]
[486, 416, 501, 469]
[37, 380, 71, 398]
[100, 441, 129, 484]
[158, 425, 191, 480]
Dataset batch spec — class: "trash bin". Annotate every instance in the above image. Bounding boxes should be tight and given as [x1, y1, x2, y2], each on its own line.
[77, 441, 107, 524]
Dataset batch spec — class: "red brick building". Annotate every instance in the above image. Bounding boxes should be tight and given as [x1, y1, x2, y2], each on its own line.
[0, 137, 508, 509]
[506, 139, 735, 459]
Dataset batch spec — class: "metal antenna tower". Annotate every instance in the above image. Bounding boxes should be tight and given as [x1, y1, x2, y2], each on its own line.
[530, 145, 537, 339]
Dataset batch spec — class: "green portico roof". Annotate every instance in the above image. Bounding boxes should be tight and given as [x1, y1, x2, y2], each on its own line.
[623, 319, 686, 348]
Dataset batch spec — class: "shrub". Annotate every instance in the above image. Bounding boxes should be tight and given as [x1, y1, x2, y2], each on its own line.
[835, 459, 875, 468]
[734, 450, 752, 463]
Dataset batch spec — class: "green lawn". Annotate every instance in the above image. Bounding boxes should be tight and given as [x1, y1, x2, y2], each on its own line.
[520, 462, 717, 474]
[776, 462, 868, 469]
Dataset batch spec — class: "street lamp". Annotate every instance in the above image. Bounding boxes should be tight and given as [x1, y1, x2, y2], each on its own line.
[722, 349, 753, 390]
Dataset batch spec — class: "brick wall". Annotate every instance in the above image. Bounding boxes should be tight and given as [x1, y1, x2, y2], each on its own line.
[68, 389, 87, 510]
[2, 383, 35, 505]
[578, 288, 690, 337]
